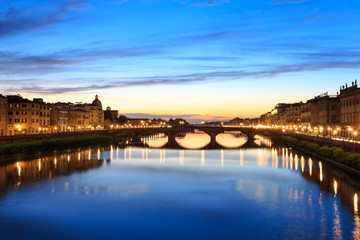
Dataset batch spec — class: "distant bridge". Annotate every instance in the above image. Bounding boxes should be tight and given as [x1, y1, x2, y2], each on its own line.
[0, 125, 267, 149]
[110, 125, 262, 149]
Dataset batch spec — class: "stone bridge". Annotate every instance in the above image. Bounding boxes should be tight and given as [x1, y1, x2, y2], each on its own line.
[110, 125, 260, 149]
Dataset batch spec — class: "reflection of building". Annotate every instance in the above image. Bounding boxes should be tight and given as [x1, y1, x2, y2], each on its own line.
[50, 103, 70, 132]
[0, 150, 103, 197]
[85, 95, 104, 130]
[7, 95, 51, 135]
[300, 157, 360, 212]
[0, 95, 7, 136]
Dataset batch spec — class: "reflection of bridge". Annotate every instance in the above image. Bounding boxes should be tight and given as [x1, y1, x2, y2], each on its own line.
[110, 126, 261, 149]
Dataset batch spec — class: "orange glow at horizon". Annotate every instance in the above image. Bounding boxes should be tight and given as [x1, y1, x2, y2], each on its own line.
[15, 83, 280, 122]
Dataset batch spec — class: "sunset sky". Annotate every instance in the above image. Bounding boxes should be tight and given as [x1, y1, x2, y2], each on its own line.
[0, 0, 359, 123]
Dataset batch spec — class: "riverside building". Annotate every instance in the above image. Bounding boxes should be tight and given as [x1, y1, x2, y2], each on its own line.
[6, 95, 51, 135]
[284, 103, 302, 125]
[50, 103, 70, 132]
[0, 95, 7, 136]
[104, 106, 118, 128]
[339, 81, 360, 126]
[317, 95, 340, 125]
[69, 104, 88, 131]
[85, 95, 104, 130]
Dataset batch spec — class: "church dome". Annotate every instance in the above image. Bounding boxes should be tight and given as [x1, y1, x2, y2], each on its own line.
[92, 95, 102, 108]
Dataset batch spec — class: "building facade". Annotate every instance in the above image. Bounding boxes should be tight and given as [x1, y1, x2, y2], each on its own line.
[301, 99, 317, 126]
[339, 82, 360, 126]
[0, 95, 7, 136]
[284, 103, 302, 125]
[85, 95, 104, 130]
[50, 103, 70, 132]
[69, 104, 88, 131]
[104, 106, 119, 128]
[7, 96, 51, 135]
[317, 95, 340, 125]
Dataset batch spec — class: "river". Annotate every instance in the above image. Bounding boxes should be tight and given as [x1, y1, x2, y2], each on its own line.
[0, 133, 360, 239]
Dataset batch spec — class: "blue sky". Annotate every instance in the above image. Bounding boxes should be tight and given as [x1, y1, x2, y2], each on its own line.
[0, 0, 359, 123]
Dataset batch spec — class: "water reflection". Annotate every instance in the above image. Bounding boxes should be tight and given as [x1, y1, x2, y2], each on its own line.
[2, 140, 360, 239]
[0, 149, 103, 198]
[142, 133, 168, 148]
[176, 132, 211, 149]
[141, 132, 272, 149]
[216, 132, 247, 148]
[100, 144, 360, 217]
[254, 135, 272, 147]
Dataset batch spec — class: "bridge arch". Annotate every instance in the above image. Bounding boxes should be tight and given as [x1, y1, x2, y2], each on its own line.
[110, 126, 257, 149]
[193, 127, 256, 148]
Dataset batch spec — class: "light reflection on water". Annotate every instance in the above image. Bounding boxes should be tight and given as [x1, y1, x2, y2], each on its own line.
[176, 132, 211, 149]
[142, 134, 169, 148]
[216, 132, 247, 148]
[0, 136, 360, 239]
[142, 132, 268, 149]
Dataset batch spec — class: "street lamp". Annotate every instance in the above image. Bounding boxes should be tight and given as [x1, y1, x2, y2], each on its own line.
[17, 125, 22, 135]
[348, 127, 353, 139]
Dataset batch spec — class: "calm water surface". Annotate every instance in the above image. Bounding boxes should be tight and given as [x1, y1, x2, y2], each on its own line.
[1, 133, 360, 239]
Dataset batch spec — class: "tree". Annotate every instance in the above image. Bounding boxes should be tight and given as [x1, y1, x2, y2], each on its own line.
[117, 115, 128, 125]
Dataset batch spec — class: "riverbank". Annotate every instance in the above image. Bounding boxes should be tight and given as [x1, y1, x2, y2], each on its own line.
[0, 134, 129, 163]
[277, 134, 360, 175]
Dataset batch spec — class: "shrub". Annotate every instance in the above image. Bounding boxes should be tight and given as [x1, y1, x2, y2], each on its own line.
[0, 136, 113, 157]
[278, 134, 360, 170]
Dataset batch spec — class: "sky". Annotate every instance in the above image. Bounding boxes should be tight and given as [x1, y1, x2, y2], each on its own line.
[0, 0, 360, 123]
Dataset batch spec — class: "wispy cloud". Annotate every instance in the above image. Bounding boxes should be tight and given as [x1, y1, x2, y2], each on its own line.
[176, 0, 230, 7]
[0, 0, 89, 38]
[198, 31, 236, 40]
[1, 1, 359, 97]
[125, 113, 203, 119]
[101, 0, 230, 7]
[273, 0, 313, 4]
[125, 113, 231, 123]
[3, 53, 360, 94]
[0, 28, 244, 74]
[0, 44, 164, 73]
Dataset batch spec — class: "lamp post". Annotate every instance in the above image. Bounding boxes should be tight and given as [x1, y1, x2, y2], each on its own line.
[348, 127, 353, 139]
[353, 131, 358, 141]
[17, 125, 21, 134]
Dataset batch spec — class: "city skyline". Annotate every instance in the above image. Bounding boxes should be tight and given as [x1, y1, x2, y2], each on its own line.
[1, 0, 360, 123]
